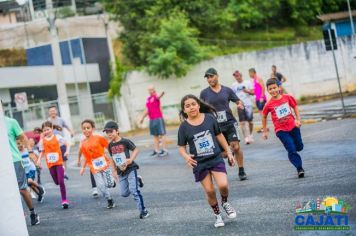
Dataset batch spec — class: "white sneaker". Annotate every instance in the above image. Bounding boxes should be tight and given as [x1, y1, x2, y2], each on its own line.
[244, 137, 250, 145]
[214, 214, 225, 228]
[29, 188, 36, 199]
[222, 202, 237, 219]
[92, 187, 99, 198]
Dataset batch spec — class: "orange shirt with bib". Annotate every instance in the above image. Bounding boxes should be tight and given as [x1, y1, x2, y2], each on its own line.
[80, 135, 110, 174]
[43, 135, 64, 169]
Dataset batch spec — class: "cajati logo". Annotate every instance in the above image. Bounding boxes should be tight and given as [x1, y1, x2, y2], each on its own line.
[294, 197, 351, 231]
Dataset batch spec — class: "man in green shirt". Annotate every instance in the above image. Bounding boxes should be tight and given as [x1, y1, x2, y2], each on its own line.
[4, 115, 40, 226]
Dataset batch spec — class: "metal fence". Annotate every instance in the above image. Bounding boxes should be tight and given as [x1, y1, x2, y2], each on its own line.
[3, 92, 117, 132]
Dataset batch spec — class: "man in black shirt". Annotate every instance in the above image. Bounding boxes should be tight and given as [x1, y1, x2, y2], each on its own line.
[200, 68, 247, 180]
[271, 65, 287, 93]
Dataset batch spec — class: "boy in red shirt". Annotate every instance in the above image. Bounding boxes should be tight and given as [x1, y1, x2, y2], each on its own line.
[262, 79, 305, 178]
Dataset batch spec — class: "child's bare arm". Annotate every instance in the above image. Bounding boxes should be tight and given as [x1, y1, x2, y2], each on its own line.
[178, 146, 197, 168]
[262, 115, 268, 139]
[293, 105, 302, 127]
[127, 148, 139, 165]
[77, 148, 83, 167]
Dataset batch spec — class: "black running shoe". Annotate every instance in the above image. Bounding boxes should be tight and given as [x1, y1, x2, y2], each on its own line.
[62, 200, 69, 209]
[64, 175, 69, 180]
[298, 168, 305, 178]
[139, 210, 150, 219]
[37, 186, 45, 203]
[239, 171, 247, 181]
[137, 175, 144, 188]
[150, 151, 159, 157]
[30, 213, 40, 226]
[107, 199, 115, 209]
[37, 194, 44, 203]
[158, 150, 168, 157]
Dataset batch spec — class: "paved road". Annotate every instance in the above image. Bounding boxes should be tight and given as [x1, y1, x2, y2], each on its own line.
[26, 119, 356, 236]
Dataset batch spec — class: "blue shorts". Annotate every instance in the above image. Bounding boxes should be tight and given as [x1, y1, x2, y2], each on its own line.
[149, 118, 166, 136]
[26, 170, 36, 181]
[256, 100, 266, 111]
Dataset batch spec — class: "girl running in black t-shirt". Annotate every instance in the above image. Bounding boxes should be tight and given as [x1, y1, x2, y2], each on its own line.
[177, 94, 237, 228]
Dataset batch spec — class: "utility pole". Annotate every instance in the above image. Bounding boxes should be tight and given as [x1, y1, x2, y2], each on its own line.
[71, 0, 77, 16]
[67, 38, 81, 117]
[79, 38, 92, 99]
[347, 0, 355, 35]
[327, 29, 347, 115]
[28, 0, 35, 21]
[100, 14, 116, 71]
[46, 0, 73, 128]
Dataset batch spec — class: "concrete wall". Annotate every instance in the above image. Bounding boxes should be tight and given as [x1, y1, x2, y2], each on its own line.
[122, 35, 356, 127]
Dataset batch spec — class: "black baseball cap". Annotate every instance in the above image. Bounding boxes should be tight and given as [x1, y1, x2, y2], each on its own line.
[204, 68, 218, 78]
[103, 121, 119, 131]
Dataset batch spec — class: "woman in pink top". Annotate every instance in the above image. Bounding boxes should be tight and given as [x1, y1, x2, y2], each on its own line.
[249, 68, 267, 132]
[140, 85, 169, 157]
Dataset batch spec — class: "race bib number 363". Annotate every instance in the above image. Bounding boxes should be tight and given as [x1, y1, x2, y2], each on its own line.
[194, 131, 215, 156]
[92, 157, 107, 170]
[275, 103, 291, 119]
[47, 153, 59, 163]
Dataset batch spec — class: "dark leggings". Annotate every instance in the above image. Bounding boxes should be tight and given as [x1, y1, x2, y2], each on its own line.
[49, 165, 67, 201]
[36, 167, 41, 185]
[90, 172, 97, 188]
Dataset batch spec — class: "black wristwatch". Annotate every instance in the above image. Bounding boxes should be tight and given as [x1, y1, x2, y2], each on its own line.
[28, 150, 34, 154]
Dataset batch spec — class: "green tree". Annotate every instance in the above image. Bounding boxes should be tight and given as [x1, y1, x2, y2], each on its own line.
[279, 0, 322, 35]
[103, 0, 233, 70]
[104, 0, 157, 66]
[227, 0, 280, 29]
[108, 58, 126, 98]
[147, 13, 206, 78]
[103, 0, 352, 75]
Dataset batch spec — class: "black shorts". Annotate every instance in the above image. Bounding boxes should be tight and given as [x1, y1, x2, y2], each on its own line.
[237, 106, 253, 122]
[219, 122, 241, 144]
